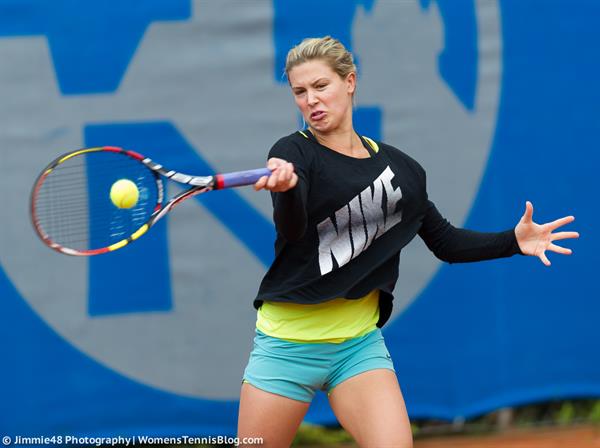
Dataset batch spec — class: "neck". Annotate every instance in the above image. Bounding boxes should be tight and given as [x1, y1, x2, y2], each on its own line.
[310, 125, 353, 146]
[309, 122, 369, 159]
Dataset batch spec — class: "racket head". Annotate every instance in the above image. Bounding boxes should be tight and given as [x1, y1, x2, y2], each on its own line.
[30, 147, 164, 256]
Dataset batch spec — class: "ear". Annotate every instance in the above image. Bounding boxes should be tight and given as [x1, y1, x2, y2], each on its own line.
[346, 72, 356, 95]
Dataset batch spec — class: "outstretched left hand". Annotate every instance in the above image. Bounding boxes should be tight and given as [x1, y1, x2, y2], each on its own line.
[515, 201, 579, 266]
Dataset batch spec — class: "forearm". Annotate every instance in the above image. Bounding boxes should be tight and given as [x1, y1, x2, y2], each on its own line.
[418, 202, 523, 263]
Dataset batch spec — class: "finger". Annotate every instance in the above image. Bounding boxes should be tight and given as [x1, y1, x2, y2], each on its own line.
[267, 157, 286, 170]
[551, 231, 580, 241]
[548, 243, 572, 255]
[254, 176, 268, 191]
[285, 162, 295, 182]
[254, 176, 265, 190]
[280, 163, 292, 183]
[273, 171, 297, 192]
[523, 201, 533, 223]
[539, 251, 551, 267]
[266, 169, 281, 189]
[275, 167, 288, 188]
[279, 172, 297, 192]
[548, 215, 575, 231]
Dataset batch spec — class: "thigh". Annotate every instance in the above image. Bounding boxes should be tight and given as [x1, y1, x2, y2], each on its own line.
[328, 369, 413, 448]
[238, 382, 310, 448]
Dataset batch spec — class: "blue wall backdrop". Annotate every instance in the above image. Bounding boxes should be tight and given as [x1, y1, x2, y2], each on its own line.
[0, 0, 596, 436]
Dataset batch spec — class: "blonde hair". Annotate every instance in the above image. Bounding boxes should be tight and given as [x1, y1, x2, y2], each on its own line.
[285, 36, 357, 81]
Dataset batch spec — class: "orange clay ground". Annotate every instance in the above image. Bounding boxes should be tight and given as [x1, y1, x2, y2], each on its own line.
[298, 425, 600, 448]
[413, 425, 600, 448]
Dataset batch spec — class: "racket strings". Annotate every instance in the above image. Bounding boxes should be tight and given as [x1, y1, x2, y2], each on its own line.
[33, 151, 160, 252]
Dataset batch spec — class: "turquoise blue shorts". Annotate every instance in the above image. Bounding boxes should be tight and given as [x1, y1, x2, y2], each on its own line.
[242, 328, 395, 403]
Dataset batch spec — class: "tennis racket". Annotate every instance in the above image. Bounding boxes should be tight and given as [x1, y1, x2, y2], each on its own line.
[30, 146, 271, 256]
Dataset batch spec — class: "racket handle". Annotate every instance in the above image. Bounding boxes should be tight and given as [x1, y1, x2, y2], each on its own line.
[215, 168, 272, 189]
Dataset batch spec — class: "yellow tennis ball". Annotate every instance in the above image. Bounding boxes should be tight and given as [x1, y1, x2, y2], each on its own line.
[110, 179, 139, 209]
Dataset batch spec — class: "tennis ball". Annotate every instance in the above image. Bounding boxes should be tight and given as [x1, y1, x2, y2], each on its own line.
[110, 179, 139, 209]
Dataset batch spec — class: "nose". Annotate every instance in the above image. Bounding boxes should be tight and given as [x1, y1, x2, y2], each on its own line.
[307, 89, 319, 106]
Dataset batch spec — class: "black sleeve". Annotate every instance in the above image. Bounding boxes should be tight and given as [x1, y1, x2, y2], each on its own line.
[268, 139, 310, 242]
[418, 200, 523, 263]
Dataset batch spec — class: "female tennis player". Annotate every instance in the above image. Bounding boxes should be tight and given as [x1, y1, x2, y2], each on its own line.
[238, 36, 578, 447]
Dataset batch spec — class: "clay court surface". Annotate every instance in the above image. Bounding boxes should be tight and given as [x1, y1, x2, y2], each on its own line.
[300, 425, 600, 447]
[413, 425, 600, 447]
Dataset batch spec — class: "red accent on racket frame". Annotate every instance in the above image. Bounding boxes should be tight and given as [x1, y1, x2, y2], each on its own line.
[215, 174, 225, 190]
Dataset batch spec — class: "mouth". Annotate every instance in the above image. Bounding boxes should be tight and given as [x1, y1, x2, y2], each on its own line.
[310, 111, 326, 121]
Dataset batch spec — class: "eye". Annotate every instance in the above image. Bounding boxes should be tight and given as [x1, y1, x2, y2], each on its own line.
[316, 83, 327, 90]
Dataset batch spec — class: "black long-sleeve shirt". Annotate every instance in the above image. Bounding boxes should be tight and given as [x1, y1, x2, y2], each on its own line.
[255, 131, 522, 327]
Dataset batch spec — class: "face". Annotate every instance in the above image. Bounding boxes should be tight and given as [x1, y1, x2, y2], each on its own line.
[287, 59, 356, 133]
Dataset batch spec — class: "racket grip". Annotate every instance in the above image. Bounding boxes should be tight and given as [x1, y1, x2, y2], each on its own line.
[215, 167, 272, 189]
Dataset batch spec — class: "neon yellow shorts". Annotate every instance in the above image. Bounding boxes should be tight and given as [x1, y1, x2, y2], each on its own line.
[242, 328, 395, 403]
